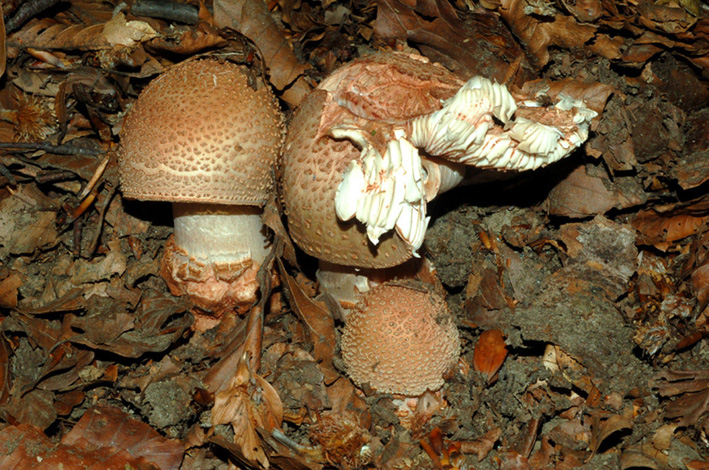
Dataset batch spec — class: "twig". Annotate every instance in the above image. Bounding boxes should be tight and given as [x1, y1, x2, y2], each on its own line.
[131, 0, 200, 24]
[0, 142, 103, 156]
[0, 162, 17, 186]
[72, 217, 83, 258]
[87, 185, 117, 257]
[5, 0, 61, 33]
[34, 171, 78, 184]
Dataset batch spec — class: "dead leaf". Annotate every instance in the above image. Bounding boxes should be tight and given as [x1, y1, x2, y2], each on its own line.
[498, 0, 597, 68]
[0, 185, 59, 257]
[459, 427, 502, 461]
[547, 164, 647, 218]
[375, 0, 532, 83]
[277, 258, 339, 384]
[212, 352, 284, 468]
[472, 329, 508, 383]
[654, 369, 709, 427]
[8, 20, 111, 51]
[62, 405, 184, 470]
[620, 443, 667, 469]
[589, 407, 634, 454]
[0, 270, 22, 308]
[102, 12, 156, 47]
[213, 0, 311, 107]
[0, 11, 6, 79]
[68, 290, 192, 358]
[0, 423, 162, 469]
[633, 208, 708, 251]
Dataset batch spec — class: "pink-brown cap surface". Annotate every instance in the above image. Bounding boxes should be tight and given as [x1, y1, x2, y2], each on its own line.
[281, 53, 463, 269]
[340, 283, 460, 396]
[119, 59, 284, 205]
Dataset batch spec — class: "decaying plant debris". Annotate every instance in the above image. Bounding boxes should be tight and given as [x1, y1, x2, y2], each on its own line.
[0, 0, 707, 469]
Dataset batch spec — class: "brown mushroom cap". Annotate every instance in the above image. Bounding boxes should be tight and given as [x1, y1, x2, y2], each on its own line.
[340, 283, 460, 396]
[281, 52, 462, 269]
[119, 59, 284, 205]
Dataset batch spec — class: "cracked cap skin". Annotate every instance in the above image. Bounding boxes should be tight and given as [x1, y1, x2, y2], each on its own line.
[119, 58, 284, 206]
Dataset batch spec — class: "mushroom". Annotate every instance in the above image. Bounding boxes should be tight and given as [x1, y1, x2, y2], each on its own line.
[119, 59, 284, 317]
[281, 52, 467, 271]
[281, 51, 596, 272]
[340, 283, 460, 396]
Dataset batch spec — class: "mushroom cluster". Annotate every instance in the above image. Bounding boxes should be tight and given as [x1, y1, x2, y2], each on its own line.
[118, 51, 598, 398]
[281, 51, 597, 396]
[119, 59, 284, 317]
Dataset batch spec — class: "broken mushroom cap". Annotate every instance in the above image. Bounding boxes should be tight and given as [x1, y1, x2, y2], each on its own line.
[119, 58, 284, 316]
[281, 52, 465, 269]
[341, 283, 460, 396]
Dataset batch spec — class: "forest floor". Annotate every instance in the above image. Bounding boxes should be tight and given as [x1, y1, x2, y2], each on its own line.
[0, 0, 708, 469]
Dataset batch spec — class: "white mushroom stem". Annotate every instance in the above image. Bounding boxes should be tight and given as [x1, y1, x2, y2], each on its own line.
[173, 203, 270, 267]
[333, 127, 429, 254]
[316, 258, 438, 320]
[420, 156, 465, 202]
[405, 77, 597, 171]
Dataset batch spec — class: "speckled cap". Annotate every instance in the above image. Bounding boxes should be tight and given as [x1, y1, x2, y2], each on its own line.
[119, 59, 284, 205]
[341, 284, 460, 396]
[281, 53, 464, 269]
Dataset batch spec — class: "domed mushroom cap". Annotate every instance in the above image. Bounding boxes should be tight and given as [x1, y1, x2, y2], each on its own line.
[341, 284, 460, 396]
[119, 59, 284, 205]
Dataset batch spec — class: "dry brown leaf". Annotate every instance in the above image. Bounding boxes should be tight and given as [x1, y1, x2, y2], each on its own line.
[102, 12, 156, 47]
[0, 185, 59, 257]
[8, 20, 111, 50]
[589, 407, 634, 455]
[654, 370, 709, 427]
[0, 336, 9, 408]
[145, 25, 228, 56]
[62, 405, 184, 470]
[516, 78, 614, 122]
[620, 442, 667, 469]
[0, 270, 22, 308]
[213, 0, 311, 107]
[0, 423, 161, 470]
[692, 265, 709, 310]
[459, 427, 502, 461]
[0, 10, 6, 79]
[547, 165, 647, 218]
[633, 208, 708, 251]
[498, 0, 596, 68]
[68, 290, 192, 358]
[375, 0, 532, 83]
[472, 329, 508, 383]
[277, 258, 339, 384]
[212, 352, 284, 468]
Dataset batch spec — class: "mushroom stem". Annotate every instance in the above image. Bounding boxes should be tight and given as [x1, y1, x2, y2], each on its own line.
[420, 156, 465, 202]
[317, 257, 442, 319]
[159, 203, 270, 316]
[173, 203, 270, 265]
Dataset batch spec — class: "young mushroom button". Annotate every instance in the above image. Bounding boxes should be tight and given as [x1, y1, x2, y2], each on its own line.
[119, 59, 285, 317]
[341, 283, 461, 396]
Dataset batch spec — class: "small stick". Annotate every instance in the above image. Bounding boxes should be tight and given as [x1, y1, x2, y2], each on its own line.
[72, 217, 83, 258]
[0, 142, 103, 156]
[131, 0, 200, 24]
[5, 0, 61, 33]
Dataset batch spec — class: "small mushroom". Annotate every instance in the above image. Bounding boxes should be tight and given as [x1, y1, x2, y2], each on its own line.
[119, 59, 284, 316]
[340, 283, 460, 396]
